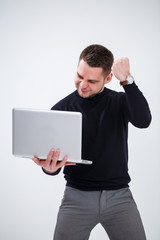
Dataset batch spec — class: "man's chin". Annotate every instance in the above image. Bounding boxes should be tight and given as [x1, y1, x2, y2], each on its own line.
[78, 90, 96, 99]
[79, 93, 90, 98]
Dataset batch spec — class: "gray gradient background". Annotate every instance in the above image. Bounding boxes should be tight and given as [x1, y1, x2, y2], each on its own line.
[0, 0, 160, 239]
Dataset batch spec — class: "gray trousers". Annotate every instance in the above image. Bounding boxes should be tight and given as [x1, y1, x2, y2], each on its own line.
[53, 186, 146, 240]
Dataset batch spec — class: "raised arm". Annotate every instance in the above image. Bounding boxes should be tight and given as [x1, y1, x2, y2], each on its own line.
[112, 58, 152, 128]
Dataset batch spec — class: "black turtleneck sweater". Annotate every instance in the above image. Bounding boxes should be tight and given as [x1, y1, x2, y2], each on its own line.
[43, 82, 151, 190]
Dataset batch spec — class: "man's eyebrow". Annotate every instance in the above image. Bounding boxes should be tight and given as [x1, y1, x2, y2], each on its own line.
[77, 72, 83, 79]
[88, 79, 99, 82]
[77, 72, 99, 82]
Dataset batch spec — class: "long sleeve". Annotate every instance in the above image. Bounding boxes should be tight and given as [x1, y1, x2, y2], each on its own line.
[123, 82, 152, 128]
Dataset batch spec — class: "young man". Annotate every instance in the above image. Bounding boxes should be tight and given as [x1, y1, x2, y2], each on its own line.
[33, 44, 151, 240]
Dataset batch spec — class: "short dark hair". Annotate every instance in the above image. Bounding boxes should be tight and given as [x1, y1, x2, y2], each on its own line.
[79, 44, 114, 76]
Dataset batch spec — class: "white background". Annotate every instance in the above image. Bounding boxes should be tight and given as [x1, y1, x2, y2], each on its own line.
[0, 0, 160, 239]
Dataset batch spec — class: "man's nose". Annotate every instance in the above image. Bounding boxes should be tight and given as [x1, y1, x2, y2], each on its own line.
[80, 80, 88, 89]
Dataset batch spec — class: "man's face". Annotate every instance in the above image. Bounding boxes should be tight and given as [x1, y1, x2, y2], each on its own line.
[75, 59, 112, 98]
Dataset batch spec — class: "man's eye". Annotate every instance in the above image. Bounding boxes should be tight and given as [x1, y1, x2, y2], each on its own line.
[89, 80, 96, 84]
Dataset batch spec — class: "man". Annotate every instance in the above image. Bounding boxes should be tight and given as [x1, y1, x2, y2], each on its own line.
[33, 44, 151, 240]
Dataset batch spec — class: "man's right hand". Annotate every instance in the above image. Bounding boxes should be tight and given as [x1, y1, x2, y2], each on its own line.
[32, 149, 76, 174]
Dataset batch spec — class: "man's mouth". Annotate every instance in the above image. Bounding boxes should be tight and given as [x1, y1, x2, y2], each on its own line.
[81, 89, 89, 94]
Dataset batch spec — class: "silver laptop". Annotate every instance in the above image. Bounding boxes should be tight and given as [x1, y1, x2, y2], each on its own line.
[12, 108, 92, 165]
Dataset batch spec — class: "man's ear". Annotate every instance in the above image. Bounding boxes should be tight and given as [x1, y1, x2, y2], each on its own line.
[105, 72, 113, 84]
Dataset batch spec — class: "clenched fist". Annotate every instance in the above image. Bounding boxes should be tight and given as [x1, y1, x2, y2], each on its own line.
[112, 57, 131, 82]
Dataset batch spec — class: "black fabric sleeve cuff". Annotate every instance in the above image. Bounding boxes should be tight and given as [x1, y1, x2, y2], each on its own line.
[42, 167, 61, 176]
[122, 81, 136, 91]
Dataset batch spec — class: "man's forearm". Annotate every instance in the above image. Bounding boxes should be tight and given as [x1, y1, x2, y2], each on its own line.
[123, 82, 152, 128]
